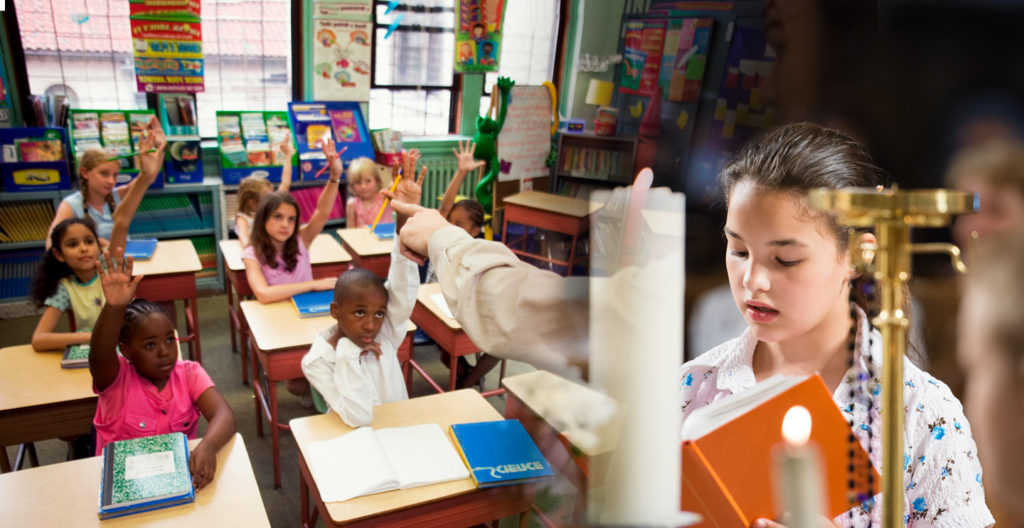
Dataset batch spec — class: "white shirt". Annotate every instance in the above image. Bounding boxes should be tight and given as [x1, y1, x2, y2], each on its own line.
[678, 308, 994, 527]
[301, 239, 418, 427]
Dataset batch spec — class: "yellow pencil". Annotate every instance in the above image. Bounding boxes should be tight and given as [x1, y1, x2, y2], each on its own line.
[370, 172, 402, 232]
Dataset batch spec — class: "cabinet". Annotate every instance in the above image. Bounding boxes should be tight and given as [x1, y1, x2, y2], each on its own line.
[554, 133, 637, 197]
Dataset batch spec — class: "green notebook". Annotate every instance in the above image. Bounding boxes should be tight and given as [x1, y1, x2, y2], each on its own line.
[98, 432, 195, 520]
[62, 344, 90, 369]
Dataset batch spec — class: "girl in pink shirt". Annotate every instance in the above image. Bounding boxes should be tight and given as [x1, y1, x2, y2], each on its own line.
[89, 249, 236, 491]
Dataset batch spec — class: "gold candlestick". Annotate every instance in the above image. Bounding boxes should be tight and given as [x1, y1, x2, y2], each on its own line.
[808, 186, 972, 528]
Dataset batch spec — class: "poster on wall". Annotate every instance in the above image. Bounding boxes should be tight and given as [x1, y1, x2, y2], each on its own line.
[660, 18, 713, 102]
[454, 0, 507, 73]
[619, 19, 666, 97]
[312, 18, 372, 101]
[130, 1, 204, 93]
[497, 85, 554, 182]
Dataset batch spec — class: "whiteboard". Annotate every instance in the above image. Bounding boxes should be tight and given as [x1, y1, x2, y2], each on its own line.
[497, 85, 553, 182]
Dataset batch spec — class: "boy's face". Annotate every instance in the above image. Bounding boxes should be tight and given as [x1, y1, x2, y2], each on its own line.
[331, 284, 388, 347]
[448, 207, 481, 238]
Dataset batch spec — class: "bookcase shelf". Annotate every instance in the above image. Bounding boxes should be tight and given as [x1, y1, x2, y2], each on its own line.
[554, 133, 637, 197]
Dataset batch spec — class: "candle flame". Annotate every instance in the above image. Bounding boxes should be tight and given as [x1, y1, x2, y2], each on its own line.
[782, 405, 812, 446]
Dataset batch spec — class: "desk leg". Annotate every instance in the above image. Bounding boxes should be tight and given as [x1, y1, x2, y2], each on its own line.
[269, 378, 282, 488]
[252, 336, 263, 438]
[566, 233, 578, 277]
[226, 281, 237, 354]
[186, 296, 201, 363]
[240, 312, 250, 385]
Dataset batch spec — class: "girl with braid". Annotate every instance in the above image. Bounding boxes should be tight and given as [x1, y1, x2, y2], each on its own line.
[88, 247, 235, 490]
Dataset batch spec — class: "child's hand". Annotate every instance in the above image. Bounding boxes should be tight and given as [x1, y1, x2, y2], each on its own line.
[401, 148, 421, 179]
[96, 248, 143, 308]
[279, 131, 296, 158]
[453, 140, 485, 172]
[360, 342, 382, 359]
[391, 163, 427, 206]
[313, 277, 338, 291]
[320, 137, 348, 178]
[137, 116, 167, 179]
[189, 442, 218, 491]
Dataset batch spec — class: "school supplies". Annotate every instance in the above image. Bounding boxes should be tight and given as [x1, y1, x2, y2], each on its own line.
[123, 238, 159, 260]
[449, 419, 553, 488]
[62, 343, 90, 368]
[305, 423, 470, 503]
[371, 222, 395, 239]
[291, 289, 335, 318]
[679, 374, 878, 527]
[98, 432, 195, 520]
[369, 173, 401, 233]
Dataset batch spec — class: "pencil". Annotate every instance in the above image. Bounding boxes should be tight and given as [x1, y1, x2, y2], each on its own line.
[106, 148, 157, 162]
[370, 172, 402, 232]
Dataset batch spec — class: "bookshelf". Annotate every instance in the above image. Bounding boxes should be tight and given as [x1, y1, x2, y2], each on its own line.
[554, 133, 637, 197]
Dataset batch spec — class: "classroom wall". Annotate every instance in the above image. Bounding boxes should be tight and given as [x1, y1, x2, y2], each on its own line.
[563, 0, 627, 125]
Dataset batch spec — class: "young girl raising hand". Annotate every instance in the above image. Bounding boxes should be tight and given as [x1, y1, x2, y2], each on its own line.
[89, 248, 235, 490]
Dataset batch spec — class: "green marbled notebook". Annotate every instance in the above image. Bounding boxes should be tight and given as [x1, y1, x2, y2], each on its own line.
[98, 432, 194, 519]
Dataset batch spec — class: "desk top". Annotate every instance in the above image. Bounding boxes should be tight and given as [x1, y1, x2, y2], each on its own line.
[220, 233, 352, 271]
[241, 300, 417, 352]
[132, 239, 202, 276]
[0, 433, 270, 527]
[336, 227, 394, 257]
[503, 191, 603, 218]
[0, 344, 94, 412]
[290, 390, 502, 524]
[416, 283, 460, 331]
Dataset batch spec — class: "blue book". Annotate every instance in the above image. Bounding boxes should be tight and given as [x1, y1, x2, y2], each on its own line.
[372, 222, 395, 239]
[449, 419, 554, 488]
[123, 238, 158, 260]
[291, 290, 334, 318]
[98, 432, 194, 519]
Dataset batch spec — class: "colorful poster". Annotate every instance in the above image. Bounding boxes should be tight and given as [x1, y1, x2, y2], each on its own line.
[496, 85, 553, 182]
[668, 18, 713, 102]
[619, 19, 666, 96]
[129, 6, 204, 93]
[312, 18, 372, 101]
[454, 0, 507, 73]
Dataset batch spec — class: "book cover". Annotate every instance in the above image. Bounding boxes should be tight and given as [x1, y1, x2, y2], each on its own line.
[292, 289, 334, 318]
[124, 238, 158, 260]
[371, 222, 395, 239]
[17, 139, 64, 162]
[680, 374, 879, 527]
[72, 112, 100, 139]
[449, 419, 553, 488]
[98, 432, 194, 520]
[62, 343, 90, 368]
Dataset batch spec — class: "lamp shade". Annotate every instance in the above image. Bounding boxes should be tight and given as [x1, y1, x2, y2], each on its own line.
[585, 79, 614, 106]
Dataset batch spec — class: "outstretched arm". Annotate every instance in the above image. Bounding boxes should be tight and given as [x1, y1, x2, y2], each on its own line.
[32, 306, 91, 351]
[440, 140, 484, 219]
[300, 138, 345, 247]
[277, 131, 295, 193]
[243, 258, 337, 304]
[109, 117, 166, 253]
[390, 149, 426, 234]
[89, 249, 144, 392]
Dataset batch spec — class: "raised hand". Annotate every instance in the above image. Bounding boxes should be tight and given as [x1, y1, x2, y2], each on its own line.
[401, 148, 421, 179]
[96, 248, 143, 308]
[453, 140, 485, 172]
[392, 163, 426, 206]
[137, 116, 167, 181]
[279, 130, 296, 158]
[320, 137, 348, 179]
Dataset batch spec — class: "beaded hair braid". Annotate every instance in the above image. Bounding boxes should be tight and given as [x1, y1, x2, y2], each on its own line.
[848, 280, 878, 526]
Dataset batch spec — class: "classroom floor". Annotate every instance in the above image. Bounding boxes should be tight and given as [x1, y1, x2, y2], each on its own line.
[0, 292, 581, 527]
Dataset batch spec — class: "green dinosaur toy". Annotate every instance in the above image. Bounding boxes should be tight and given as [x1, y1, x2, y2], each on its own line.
[472, 76, 515, 212]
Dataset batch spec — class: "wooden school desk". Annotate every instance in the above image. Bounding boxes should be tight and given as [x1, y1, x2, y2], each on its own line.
[0, 340, 184, 473]
[502, 191, 603, 276]
[409, 283, 505, 396]
[0, 433, 271, 527]
[290, 389, 534, 528]
[502, 370, 619, 527]
[241, 299, 416, 488]
[336, 227, 392, 278]
[133, 239, 203, 363]
[219, 233, 353, 384]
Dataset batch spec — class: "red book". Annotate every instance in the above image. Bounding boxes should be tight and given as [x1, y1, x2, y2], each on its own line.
[681, 374, 879, 527]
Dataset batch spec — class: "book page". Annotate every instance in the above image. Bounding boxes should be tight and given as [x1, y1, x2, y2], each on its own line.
[681, 374, 805, 441]
[306, 427, 399, 502]
[375, 423, 469, 489]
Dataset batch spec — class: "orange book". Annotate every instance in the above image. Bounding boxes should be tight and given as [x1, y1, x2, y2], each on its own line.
[680, 374, 879, 527]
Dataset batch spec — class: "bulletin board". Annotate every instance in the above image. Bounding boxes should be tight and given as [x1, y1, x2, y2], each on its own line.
[497, 84, 556, 182]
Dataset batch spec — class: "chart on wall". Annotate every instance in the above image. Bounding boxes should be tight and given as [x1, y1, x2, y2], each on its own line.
[497, 85, 555, 182]
[312, 8, 372, 102]
[129, 0, 205, 93]
[454, 0, 507, 73]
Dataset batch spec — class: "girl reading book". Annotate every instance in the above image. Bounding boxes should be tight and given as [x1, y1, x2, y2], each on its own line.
[46, 116, 165, 249]
[678, 123, 993, 527]
[235, 132, 295, 247]
[89, 248, 235, 490]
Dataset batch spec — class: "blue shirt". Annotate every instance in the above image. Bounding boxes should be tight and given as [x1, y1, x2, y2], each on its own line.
[61, 190, 123, 241]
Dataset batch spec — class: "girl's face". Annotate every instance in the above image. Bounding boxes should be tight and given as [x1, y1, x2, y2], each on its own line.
[122, 312, 178, 383]
[82, 160, 120, 198]
[264, 203, 298, 244]
[54, 223, 100, 273]
[724, 179, 851, 345]
[448, 207, 481, 238]
[958, 287, 1024, 517]
[352, 173, 380, 200]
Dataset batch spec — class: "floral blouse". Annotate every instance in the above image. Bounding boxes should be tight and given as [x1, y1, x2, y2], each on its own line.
[678, 307, 994, 528]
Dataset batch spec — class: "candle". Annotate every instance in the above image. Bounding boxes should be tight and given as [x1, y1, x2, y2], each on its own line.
[774, 405, 826, 528]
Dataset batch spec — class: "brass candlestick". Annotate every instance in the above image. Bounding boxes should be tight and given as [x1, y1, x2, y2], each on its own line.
[809, 186, 972, 528]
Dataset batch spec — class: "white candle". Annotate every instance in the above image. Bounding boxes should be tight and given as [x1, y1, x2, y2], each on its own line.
[774, 405, 826, 528]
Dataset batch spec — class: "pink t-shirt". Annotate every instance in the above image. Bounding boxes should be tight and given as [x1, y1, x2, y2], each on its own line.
[241, 237, 313, 285]
[347, 194, 394, 228]
[93, 355, 215, 455]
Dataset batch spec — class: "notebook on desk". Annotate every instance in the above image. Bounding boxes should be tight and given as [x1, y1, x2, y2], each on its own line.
[449, 419, 553, 488]
[292, 290, 334, 318]
[98, 432, 195, 520]
[371, 222, 395, 239]
[62, 344, 90, 368]
[124, 238, 158, 260]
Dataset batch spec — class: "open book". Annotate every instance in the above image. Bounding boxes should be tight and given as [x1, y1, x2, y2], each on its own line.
[305, 423, 470, 503]
[681, 374, 878, 527]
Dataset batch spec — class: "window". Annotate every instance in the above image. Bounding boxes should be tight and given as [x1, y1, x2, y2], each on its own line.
[480, 0, 560, 115]
[13, 0, 292, 137]
[371, 0, 456, 135]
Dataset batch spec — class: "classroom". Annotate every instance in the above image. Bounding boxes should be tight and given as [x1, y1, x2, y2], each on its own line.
[2, 1, 1024, 527]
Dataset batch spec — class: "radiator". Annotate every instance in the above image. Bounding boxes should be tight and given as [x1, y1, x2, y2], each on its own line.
[417, 154, 479, 208]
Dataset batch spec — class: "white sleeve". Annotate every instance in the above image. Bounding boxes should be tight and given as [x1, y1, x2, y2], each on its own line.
[378, 238, 419, 350]
[301, 339, 375, 427]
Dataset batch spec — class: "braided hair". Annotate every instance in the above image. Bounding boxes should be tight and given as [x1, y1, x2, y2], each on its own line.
[77, 148, 118, 219]
[119, 298, 170, 343]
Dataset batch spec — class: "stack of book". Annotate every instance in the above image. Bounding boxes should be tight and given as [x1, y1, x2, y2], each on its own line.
[189, 236, 218, 279]
[98, 432, 195, 520]
[62, 344, 91, 368]
[128, 195, 205, 235]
